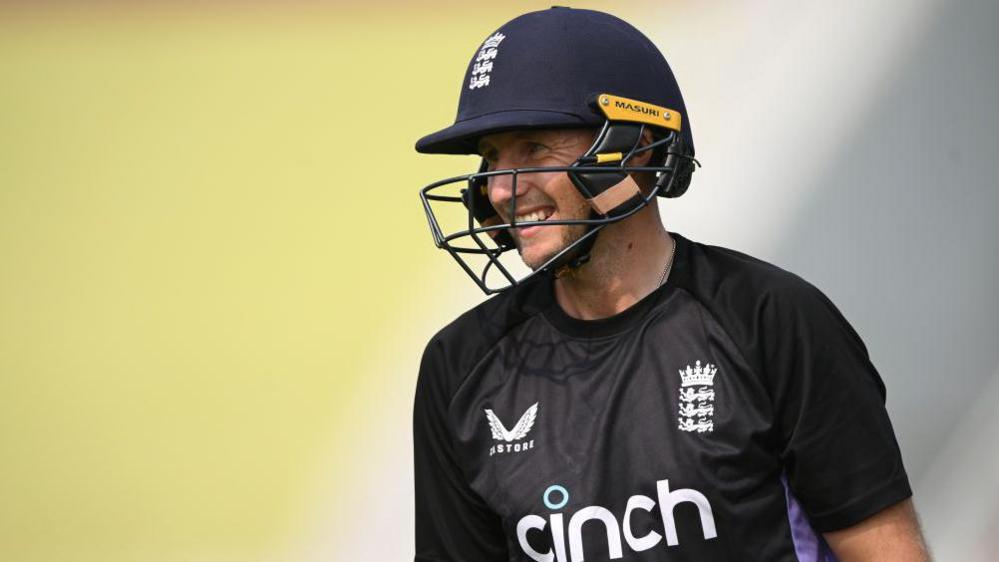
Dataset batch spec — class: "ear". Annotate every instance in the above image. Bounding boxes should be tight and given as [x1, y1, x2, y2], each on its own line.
[628, 127, 659, 195]
[630, 127, 657, 166]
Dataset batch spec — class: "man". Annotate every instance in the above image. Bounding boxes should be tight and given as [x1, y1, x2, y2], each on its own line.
[412, 7, 930, 561]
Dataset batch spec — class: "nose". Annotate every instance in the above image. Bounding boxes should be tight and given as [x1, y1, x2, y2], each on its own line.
[485, 157, 530, 217]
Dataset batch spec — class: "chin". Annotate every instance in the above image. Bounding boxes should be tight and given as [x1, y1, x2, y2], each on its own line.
[518, 233, 576, 271]
[516, 223, 589, 271]
[519, 246, 555, 271]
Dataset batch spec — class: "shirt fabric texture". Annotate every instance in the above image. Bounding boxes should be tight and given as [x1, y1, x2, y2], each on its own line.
[413, 232, 911, 562]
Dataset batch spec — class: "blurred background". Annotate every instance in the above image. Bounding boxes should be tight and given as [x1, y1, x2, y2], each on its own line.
[1, 1, 995, 560]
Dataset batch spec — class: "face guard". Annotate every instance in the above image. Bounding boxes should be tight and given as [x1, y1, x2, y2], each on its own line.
[418, 94, 699, 295]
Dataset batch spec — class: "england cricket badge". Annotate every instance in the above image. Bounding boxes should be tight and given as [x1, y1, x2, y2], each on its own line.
[468, 32, 505, 90]
[677, 360, 717, 433]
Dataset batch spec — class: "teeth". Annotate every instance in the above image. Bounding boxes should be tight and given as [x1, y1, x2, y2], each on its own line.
[515, 210, 549, 223]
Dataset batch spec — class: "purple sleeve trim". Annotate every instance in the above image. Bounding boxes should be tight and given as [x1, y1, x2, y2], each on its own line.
[780, 473, 839, 562]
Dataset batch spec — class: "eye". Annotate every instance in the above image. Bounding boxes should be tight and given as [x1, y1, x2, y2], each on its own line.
[480, 151, 497, 170]
[526, 142, 548, 157]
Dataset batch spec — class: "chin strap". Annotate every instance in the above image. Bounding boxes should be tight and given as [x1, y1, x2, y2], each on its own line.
[544, 120, 648, 278]
[547, 210, 601, 278]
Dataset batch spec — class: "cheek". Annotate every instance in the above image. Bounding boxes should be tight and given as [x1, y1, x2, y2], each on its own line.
[553, 181, 590, 215]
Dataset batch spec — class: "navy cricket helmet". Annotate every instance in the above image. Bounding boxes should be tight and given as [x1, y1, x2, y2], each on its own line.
[416, 6, 698, 294]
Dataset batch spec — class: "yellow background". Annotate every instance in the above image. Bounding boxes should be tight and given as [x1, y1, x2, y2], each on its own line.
[0, 3, 650, 561]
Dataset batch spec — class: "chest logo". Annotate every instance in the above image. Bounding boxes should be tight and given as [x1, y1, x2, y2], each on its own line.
[517, 479, 718, 561]
[485, 402, 537, 456]
[678, 361, 717, 433]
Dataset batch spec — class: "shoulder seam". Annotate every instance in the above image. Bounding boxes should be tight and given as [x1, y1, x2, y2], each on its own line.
[443, 309, 548, 413]
[675, 285, 768, 397]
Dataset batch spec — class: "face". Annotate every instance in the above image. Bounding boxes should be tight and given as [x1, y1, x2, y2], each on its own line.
[477, 128, 596, 270]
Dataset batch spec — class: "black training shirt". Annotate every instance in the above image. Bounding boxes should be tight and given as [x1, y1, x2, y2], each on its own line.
[413, 232, 911, 562]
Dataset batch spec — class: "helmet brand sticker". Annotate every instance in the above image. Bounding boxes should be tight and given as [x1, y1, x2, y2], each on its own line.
[598, 93, 682, 132]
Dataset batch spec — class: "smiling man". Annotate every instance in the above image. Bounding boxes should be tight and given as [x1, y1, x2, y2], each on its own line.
[412, 7, 930, 562]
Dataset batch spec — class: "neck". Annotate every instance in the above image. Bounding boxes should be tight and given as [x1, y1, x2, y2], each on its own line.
[553, 207, 673, 320]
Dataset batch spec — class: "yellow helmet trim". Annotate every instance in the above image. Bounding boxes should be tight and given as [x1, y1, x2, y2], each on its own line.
[597, 93, 682, 132]
[595, 152, 623, 164]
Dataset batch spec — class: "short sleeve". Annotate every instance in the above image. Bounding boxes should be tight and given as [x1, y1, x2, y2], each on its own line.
[760, 279, 912, 532]
[413, 338, 508, 561]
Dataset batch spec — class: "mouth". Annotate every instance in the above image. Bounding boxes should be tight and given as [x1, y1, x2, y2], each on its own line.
[511, 206, 556, 239]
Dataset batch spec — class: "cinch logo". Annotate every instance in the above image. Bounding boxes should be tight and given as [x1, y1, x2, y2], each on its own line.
[485, 402, 538, 456]
[614, 100, 659, 118]
[516, 480, 718, 561]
